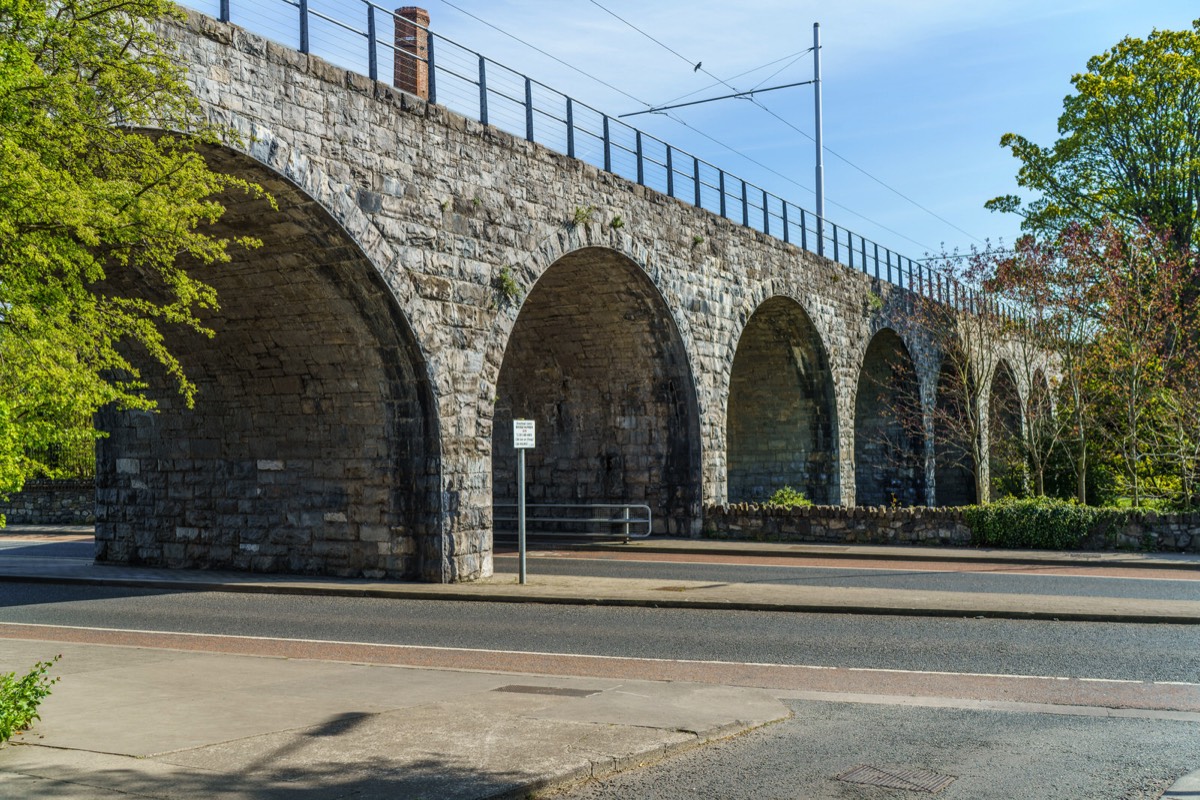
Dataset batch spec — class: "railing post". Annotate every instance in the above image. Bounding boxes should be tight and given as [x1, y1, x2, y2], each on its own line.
[693, 157, 701, 207]
[741, 181, 748, 227]
[848, 232, 854, 269]
[636, 131, 644, 185]
[861, 238, 867, 273]
[367, 6, 377, 82]
[762, 189, 770, 235]
[478, 55, 488, 126]
[800, 208, 807, 251]
[719, 171, 726, 218]
[666, 145, 674, 198]
[524, 77, 534, 142]
[566, 98, 574, 158]
[603, 115, 611, 172]
[833, 223, 840, 263]
[886, 250, 892, 283]
[622, 506, 631, 541]
[299, 0, 309, 53]
[874, 243, 880, 279]
[781, 201, 789, 243]
[220, 0, 230, 23]
[427, 32, 436, 103]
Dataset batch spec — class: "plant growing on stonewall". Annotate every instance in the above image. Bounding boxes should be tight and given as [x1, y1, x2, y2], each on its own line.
[765, 486, 812, 509]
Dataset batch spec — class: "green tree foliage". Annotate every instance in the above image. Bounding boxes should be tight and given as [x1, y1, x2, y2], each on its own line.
[988, 20, 1200, 256]
[0, 0, 265, 499]
[990, 221, 1200, 510]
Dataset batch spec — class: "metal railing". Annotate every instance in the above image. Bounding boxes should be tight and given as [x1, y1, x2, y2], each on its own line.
[493, 503, 652, 540]
[192, 0, 1016, 322]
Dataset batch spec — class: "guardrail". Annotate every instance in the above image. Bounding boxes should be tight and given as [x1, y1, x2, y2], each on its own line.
[493, 503, 652, 540]
[191, 0, 1015, 321]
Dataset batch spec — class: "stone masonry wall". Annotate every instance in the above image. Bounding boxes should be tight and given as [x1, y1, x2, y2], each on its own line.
[705, 504, 972, 547]
[0, 481, 95, 525]
[705, 504, 1200, 553]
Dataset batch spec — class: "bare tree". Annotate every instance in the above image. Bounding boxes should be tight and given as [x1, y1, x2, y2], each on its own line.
[873, 246, 1016, 505]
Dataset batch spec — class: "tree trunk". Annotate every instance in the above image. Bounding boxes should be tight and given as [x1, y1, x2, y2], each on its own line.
[1076, 444, 1087, 504]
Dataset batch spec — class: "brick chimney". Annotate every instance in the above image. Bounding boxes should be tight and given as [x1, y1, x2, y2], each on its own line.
[394, 7, 430, 99]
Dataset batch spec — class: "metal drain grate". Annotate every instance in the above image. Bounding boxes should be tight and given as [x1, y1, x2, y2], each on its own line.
[836, 765, 956, 793]
[493, 684, 598, 698]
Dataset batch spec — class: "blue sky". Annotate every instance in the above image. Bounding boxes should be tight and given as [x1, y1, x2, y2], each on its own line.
[196, 0, 1198, 262]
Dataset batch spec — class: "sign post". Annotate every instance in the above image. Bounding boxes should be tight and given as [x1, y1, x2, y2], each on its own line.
[512, 419, 535, 585]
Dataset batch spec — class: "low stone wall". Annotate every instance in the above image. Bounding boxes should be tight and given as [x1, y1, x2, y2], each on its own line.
[1083, 511, 1199, 552]
[0, 480, 95, 525]
[703, 504, 971, 547]
[703, 504, 1200, 553]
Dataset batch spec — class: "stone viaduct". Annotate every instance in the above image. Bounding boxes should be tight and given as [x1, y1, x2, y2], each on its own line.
[94, 10, 1045, 582]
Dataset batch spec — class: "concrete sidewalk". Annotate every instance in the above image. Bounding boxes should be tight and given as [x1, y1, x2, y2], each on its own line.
[576, 537, 1200, 570]
[0, 638, 789, 799]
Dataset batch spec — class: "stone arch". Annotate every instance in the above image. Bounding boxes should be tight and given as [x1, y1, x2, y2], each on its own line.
[94, 141, 441, 580]
[490, 246, 702, 535]
[933, 352, 978, 506]
[726, 296, 838, 504]
[989, 360, 1024, 499]
[854, 328, 926, 506]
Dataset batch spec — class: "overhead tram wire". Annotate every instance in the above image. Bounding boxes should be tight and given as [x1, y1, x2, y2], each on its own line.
[653, 48, 814, 108]
[747, 51, 813, 93]
[430, 0, 651, 109]
[585, 0, 983, 249]
[745, 104, 988, 246]
[430, 0, 934, 253]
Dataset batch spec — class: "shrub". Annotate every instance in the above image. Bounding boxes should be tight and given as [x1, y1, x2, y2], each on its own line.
[0, 655, 60, 744]
[964, 496, 1099, 550]
[765, 486, 812, 509]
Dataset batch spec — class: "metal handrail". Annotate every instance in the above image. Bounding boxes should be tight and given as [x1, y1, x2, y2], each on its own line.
[200, 0, 1017, 323]
[493, 503, 652, 540]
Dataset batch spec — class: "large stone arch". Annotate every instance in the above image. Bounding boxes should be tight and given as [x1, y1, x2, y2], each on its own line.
[933, 353, 978, 506]
[989, 359, 1024, 498]
[854, 328, 927, 506]
[489, 245, 702, 536]
[726, 296, 839, 504]
[94, 141, 442, 579]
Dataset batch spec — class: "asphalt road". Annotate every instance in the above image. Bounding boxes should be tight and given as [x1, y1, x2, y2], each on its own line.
[496, 551, 1200, 601]
[556, 699, 1200, 800]
[1, 583, 1196, 683]
[5, 537, 1197, 798]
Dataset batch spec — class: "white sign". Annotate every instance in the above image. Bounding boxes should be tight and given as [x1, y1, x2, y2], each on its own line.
[513, 419, 536, 449]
